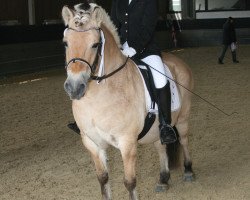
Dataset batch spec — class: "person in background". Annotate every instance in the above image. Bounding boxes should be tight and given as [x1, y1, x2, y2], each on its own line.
[218, 17, 239, 64]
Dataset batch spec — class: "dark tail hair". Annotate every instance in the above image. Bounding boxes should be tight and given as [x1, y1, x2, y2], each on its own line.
[167, 126, 180, 169]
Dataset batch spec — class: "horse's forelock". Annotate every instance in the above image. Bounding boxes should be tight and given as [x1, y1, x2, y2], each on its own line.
[68, 2, 120, 47]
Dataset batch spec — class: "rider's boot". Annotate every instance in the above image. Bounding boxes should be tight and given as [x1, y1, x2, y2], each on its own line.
[156, 81, 177, 144]
[67, 121, 80, 134]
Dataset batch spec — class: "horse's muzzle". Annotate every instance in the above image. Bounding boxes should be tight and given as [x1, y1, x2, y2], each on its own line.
[64, 79, 86, 100]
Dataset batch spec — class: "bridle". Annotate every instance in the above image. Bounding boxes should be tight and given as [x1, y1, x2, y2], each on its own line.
[64, 27, 129, 82]
[65, 27, 102, 75]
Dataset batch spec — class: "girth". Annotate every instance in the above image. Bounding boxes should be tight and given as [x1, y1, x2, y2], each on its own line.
[131, 57, 157, 140]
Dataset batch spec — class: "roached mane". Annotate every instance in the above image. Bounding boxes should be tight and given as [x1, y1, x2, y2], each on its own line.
[73, 2, 121, 48]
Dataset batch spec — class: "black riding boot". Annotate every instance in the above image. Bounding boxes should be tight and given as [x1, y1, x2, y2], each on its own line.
[67, 121, 80, 134]
[156, 81, 177, 144]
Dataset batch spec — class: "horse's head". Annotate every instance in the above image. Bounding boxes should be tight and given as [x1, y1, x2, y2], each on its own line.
[61, 2, 103, 100]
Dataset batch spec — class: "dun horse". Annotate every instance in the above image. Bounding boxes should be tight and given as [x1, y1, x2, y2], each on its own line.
[62, 3, 194, 200]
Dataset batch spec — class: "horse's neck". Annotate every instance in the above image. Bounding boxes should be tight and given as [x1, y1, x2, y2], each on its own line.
[80, 25, 146, 130]
[88, 25, 145, 104]
[101, 24, 125, 72]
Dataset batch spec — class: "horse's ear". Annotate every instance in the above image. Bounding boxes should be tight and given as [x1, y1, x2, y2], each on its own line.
[62, 6, 75, 26]
[92, 6, 102, 25]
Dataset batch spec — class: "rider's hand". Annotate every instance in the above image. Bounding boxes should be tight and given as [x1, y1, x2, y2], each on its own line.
[122, 47, 136, 57]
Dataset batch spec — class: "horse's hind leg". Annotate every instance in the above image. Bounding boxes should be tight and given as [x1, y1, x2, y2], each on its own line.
[154, 140, 170, 192]
[82, 136, 111, 200]
[176, 122, 194, 181]
[120, 141, 138, 200]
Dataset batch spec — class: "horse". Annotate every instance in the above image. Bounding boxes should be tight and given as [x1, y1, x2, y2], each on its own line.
[62, 3, 194, 200]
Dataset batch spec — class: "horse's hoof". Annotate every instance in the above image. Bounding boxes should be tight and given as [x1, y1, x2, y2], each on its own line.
[155, 184, 169, 193]
[183, 173, 195, 182]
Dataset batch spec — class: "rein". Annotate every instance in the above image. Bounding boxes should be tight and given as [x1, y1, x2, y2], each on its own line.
[91, 56, 129, 82]
[65, 27, 129, 82]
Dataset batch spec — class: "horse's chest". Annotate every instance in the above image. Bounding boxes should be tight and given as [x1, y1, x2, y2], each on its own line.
[72, 100, 123, 148]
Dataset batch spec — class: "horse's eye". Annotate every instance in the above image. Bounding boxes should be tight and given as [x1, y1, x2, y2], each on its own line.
[92, 42, 100, 49]
[63, 41, 68, 48]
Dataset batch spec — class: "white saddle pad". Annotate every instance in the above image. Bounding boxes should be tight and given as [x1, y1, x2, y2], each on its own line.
[137, 64, 181, 113]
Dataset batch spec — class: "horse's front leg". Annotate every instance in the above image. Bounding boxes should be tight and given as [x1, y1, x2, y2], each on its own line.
[120, 141, 138, 200]
[82, 135, 111, 200]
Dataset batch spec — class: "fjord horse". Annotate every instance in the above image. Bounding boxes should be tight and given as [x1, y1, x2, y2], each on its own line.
[62, 4, 194, 200]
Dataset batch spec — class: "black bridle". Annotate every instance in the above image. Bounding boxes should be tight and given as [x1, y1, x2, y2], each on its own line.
[64, 27, 129, 82]
[65, 27, 102, 75]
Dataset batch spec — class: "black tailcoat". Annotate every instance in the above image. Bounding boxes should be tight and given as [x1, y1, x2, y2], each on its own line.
[111, 0, 160, 58]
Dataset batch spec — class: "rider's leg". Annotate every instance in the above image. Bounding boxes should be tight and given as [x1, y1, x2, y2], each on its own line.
[156, 81, 177, 144]
[141, 55, 177, 144]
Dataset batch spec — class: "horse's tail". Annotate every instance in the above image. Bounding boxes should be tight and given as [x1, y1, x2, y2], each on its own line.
[167, 126, 181, 169]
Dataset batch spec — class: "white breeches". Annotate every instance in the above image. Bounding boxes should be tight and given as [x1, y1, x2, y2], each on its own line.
[141, 55, 167, 89]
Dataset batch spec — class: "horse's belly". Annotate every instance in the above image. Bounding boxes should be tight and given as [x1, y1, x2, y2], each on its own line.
[137, 118, 160, 144]
[137, 110, 179, 145]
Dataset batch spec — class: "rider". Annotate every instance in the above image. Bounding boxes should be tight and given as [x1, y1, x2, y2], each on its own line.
[68, 0, 177, 144]
[110, 0, 176, 144]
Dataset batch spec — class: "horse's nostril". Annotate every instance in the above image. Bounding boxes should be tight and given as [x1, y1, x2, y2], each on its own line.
[76, 83, 86, 99]
[64, 80, 86, 100]
[64, 81, 72, 93]
[79, 83, 85, 90]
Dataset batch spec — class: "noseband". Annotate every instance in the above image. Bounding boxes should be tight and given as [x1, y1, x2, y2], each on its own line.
[66, 57, 97, 74]
[65, 27, 102, 75]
